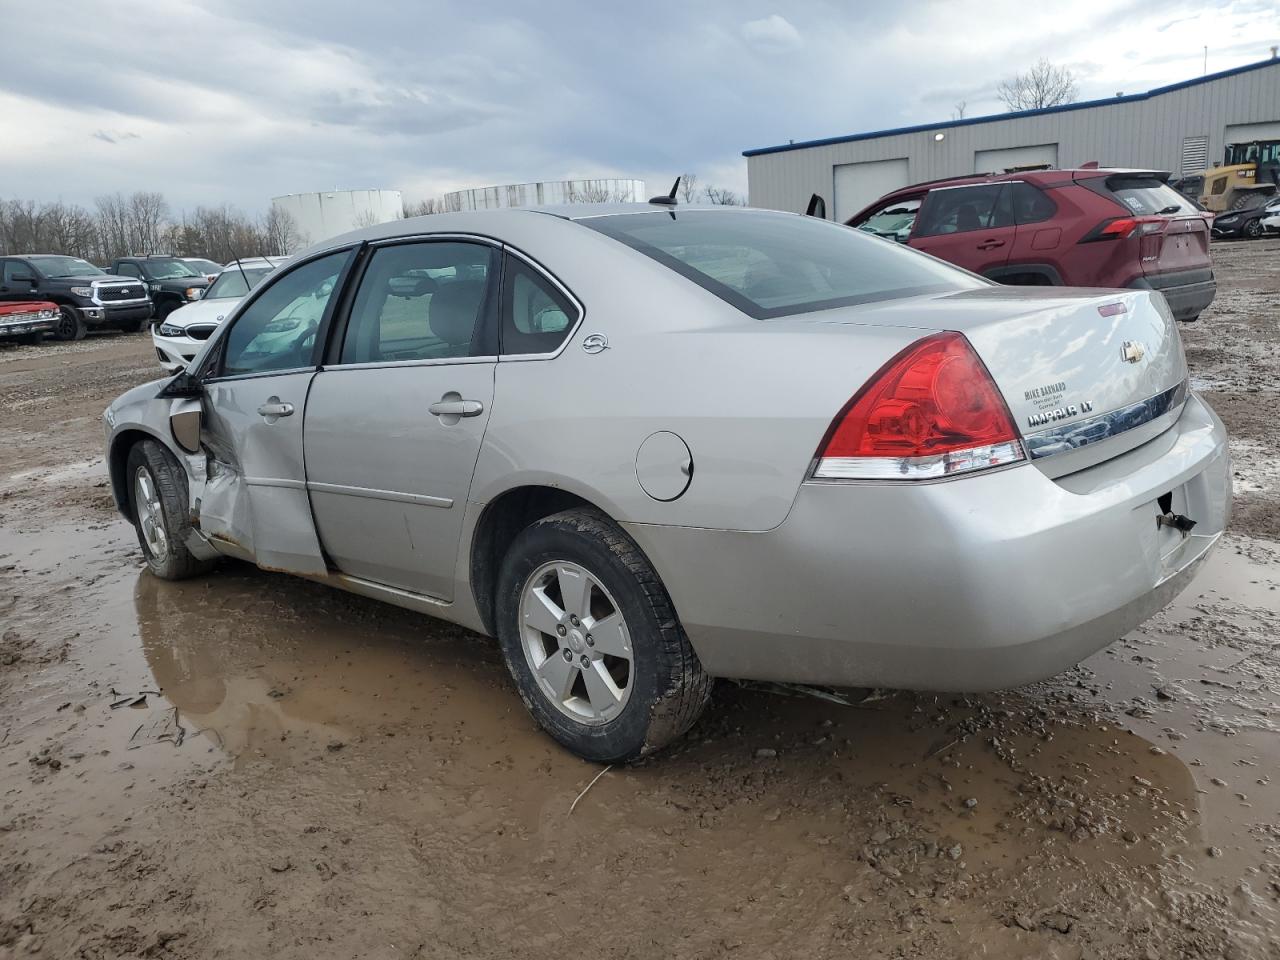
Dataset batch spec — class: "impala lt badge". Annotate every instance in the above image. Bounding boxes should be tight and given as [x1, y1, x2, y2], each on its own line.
[1121, 340, 1146, 364]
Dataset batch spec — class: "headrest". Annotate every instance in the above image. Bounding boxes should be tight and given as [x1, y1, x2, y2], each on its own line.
[428, 280, 485, 346]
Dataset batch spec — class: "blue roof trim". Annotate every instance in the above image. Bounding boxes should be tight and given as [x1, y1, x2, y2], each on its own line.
[743, 57, 1280, 158]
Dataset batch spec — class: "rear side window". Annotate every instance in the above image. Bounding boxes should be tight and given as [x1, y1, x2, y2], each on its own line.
[914, 185, 1007, 237]
[339, 241, 495, 364]
[1010, 182, 1057, 224]
[500, 256, 578, 355]
[1105, 177, 1197, 215]
[581, 210, 979, 320]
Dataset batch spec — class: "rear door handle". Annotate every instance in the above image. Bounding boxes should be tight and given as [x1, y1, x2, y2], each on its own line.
[428, 399, 484, 418]
[257, 398, 294, 420]
[976, 239, 1006, 250]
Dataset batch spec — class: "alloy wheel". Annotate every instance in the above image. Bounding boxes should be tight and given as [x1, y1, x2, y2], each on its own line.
[519, 560, 633, 724]
[134, 466, 168, 559]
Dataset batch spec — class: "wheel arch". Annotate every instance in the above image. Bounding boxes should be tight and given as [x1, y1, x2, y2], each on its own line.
[468, 485, 615, 637]
[107, 426, 168, 520]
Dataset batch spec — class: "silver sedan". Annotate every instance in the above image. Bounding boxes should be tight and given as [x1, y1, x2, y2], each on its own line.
[103, 204, 1231, 762]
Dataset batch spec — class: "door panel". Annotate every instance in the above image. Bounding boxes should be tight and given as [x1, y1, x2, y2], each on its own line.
[201, 372, 326, 573]
[302, 238, 500, 601]
[196, 249, 351, 574]
[910, 183, 1014, 275]
[303, 362, 496, 599]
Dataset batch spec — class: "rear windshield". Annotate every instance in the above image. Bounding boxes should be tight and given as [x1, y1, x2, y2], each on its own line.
[1106, 176, 1199, 215]
[580, 209, 981, 319]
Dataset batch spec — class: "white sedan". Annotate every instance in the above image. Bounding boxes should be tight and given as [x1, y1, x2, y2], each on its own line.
[152, 258, 284, 371]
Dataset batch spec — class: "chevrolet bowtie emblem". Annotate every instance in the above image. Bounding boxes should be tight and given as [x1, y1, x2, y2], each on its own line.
[1120, 340, 1146, 364]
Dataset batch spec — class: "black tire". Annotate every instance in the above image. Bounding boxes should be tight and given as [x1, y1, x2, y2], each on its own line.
[16, 332, 42, 346]
[495, 508, 712, 763]
[154, 299, 178, 321]
[1244, 218, 1263, 239]
[117, 317, 145, 333]
[53, 305, 87, 342]
[126, 440, 215, 581]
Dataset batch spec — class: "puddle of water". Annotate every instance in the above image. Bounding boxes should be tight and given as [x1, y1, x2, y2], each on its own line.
[3, 518, 1279, 956]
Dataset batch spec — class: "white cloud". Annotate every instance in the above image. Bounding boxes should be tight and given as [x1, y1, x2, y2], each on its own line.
[740, 14, 802, 53]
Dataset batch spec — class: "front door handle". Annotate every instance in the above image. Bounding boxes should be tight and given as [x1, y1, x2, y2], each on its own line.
[429, 398, 484, 418]
[257, 397, 294, 421]
[976, 238, 1006, 250]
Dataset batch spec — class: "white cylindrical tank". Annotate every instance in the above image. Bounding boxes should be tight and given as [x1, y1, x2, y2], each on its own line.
[441, 179, 646, 211]
[270, 189, 403, 249]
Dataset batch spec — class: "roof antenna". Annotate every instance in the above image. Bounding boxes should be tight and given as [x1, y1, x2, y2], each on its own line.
[649, 176, 680, 206]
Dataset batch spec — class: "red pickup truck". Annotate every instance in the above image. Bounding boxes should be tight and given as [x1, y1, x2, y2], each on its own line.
[0, 300, 59, 344]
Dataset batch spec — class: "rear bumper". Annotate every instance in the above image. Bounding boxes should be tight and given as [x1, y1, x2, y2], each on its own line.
[1127, 269, 1215, 321]
[624, 394, 1230, 691]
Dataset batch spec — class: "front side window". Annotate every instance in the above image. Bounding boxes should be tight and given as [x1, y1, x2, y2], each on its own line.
[500, 256, 578, 355]
[852, 197, 920, 242]
[2, 260, 33, 284]
[339, 241, 494, 364]
[219, 251, 348, 377]
[914, 185, 1007, 237]
[117, 263, 142, 278]
[582, 210, 981, 320]
[27, 256, 104, 278]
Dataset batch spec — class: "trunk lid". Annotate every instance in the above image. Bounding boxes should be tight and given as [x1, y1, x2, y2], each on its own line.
[1139, 215, 1212, 277]
[802, 285, 1188, 476]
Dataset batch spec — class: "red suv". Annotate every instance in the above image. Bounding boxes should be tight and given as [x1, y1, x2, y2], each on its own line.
[846, 168, 1215, 321]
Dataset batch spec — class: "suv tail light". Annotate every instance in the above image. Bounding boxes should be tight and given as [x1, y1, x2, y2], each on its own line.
[812, 331, 1024, 481]
[1080, 216, 1165, 242]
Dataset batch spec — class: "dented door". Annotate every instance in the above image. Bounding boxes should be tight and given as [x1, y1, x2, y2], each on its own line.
[195, 250, 353, 575]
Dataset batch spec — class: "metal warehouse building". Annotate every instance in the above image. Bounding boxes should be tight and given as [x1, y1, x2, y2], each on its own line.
[745, 56, 1280, 222]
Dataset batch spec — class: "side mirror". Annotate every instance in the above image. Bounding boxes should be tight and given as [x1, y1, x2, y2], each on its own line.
[804, 194, 827, 219]
[189, 289, 203, 300]
[169, 397, 202, 454]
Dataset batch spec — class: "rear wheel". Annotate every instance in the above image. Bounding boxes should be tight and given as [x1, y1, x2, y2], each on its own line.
[53, 305, 86, 342]
[126, 440, 215, 581]
[495, 508, 712, 762]
[1244, 218, 1263, 239]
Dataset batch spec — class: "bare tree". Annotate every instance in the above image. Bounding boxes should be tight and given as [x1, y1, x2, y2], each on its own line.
[953, 100, 967, 120]
[997, 59, 1078, 111]
[702, 185, 744, 205]
[128, 191, 170, 253]
[678, 174, 699, 204]
[403, 198, 442, 217]
[262, 205, 301, 255]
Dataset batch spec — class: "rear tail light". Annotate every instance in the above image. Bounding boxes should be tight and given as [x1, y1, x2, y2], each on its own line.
[1080, 216, 1165, 241]
[812, 331, 1024, 481]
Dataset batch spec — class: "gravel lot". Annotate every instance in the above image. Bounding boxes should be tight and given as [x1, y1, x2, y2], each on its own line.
[2, 239, 1278, 959]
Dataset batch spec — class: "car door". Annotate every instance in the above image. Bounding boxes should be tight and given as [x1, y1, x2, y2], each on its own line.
[910, 183, 1015, 276]
[0, 259, 36, 303]
[302, 238, 499, 600]
[196, 248, 353, 574]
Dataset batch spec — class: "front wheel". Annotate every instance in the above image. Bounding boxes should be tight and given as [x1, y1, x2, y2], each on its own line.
[1244, 218, 1263, 239]
[53, 305, 87, 341]
[495, 508, 712, 763]
[117, 317, 145, 333]
[126, 440, 215, 581]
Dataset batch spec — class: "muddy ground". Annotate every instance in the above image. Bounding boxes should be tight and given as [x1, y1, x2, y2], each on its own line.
[1, 239, 1279, 960]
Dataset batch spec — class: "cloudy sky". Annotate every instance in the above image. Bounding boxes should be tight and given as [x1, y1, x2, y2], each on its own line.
[2, 0, 1275, 215]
